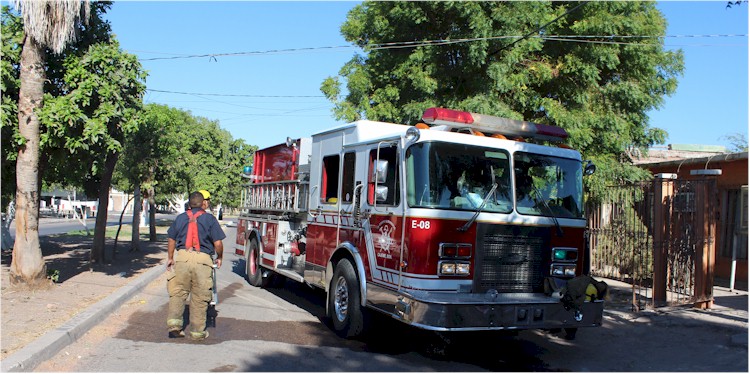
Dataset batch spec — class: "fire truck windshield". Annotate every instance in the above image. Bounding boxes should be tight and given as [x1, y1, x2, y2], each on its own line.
[406, 142, 513, 213]
[514, 152, 584, 219]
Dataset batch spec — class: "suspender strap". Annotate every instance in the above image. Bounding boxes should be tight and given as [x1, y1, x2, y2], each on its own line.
[185, 209, 205, 250]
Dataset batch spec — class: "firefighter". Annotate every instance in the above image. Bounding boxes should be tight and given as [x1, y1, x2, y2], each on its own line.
[199, 189, 212, 212]
[166, 191, 226, 340]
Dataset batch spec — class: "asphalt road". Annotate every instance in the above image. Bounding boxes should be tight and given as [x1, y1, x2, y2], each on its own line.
[33, 226, 749, 372]
[8, 214, 113, 238]
[7, 213, 173, 238]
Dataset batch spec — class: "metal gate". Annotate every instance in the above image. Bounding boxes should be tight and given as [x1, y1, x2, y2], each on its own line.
[587, 176, 718, 310]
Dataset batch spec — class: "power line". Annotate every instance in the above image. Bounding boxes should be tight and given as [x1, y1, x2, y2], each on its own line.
[133, 34, 746, 62]
[488, 1, 589, 58]
[140, 45, 353, 61]
[543, 37, 747, 47]
[146, 88, 325, 98]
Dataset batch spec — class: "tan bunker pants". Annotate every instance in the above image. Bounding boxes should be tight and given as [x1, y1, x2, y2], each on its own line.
[167, 250, 214, 338]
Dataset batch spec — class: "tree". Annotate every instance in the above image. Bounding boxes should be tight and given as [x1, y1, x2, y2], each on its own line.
[10, 0, 91, 287]
[41, 39, 146, 263]
[322, 1, 684, 200]
[150, 109, 254, 207]
[720, 133, 749, 152]
[113, 104, 255, 230]
[1, 6, 22, 209]
[726, 1, 746, 9]
[2, 3, 112, 209]
[114, 103, 173, 248]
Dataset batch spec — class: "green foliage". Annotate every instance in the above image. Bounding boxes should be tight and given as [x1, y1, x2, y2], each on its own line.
[323, 2, 685, 199]
[1, 6, 23, 207]
[40, 38, 147, 198]
[1, 3, 113, 205]
[46, 269, 60, 283]
[114, 104, 256, 209]
[720, 132, 749, 152]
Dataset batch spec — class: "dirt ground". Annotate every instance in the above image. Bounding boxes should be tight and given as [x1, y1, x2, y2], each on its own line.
[0, 227, 167, 361]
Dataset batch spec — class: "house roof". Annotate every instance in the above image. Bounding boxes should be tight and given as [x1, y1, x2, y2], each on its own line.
[635, 151, 748, 168]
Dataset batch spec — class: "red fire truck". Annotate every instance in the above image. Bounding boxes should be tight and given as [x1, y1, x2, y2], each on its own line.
[235, 107, 603, 339]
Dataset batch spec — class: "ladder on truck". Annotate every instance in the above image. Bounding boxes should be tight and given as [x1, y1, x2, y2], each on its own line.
[241, 180, 309, 215]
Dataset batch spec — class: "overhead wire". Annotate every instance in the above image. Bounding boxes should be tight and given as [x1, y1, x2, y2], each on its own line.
[146, 88, 325, 98]
[134, 33, 746, 62]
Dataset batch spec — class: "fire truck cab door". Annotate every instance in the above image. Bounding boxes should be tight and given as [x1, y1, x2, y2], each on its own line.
[364, 143, 404, 286]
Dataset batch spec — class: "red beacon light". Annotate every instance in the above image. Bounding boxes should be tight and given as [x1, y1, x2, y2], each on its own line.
[421, 107, 568, 143]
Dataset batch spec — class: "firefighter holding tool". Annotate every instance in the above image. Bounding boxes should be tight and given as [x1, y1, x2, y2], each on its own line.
[166, 190, 226, 340]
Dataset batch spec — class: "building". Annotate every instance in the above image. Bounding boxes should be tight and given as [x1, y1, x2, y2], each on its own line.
[634, 145, 748, 288]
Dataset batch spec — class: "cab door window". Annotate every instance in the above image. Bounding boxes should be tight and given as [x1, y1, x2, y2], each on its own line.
[368, 146, 400, 206]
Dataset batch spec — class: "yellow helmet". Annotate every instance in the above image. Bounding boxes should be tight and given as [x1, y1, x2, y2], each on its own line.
[586, 283, 598, 301]
[198, 189, 211, 200]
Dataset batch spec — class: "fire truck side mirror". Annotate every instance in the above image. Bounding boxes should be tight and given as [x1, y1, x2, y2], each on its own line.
[375, 186, 389, 203]
[584, 161, 596, 176]
[373, 160, 389, 183]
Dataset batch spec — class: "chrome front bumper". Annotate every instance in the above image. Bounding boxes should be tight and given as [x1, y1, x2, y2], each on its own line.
[367, 286, 604, 332]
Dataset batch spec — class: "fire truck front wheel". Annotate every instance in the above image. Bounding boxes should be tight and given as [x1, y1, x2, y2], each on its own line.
[245, 238, 271, 287]
[328, 259, 368, 338]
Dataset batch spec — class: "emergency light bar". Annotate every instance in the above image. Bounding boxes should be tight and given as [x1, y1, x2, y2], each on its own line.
[421, 107, 568, 142]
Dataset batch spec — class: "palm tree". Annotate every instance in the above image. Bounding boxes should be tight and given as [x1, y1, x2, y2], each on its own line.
[10, 0, 90, 287]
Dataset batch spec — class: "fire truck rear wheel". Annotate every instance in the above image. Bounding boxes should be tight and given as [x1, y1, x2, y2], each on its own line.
[246, 238, 270, 287]
[328, 259, 367, 338]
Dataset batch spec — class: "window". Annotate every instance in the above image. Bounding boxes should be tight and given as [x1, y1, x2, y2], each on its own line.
[405, 142, 512, 213]
[342, 152, 356, 203]
[321, 155, 340, 203]
[368, 146, 400, 206]
[742, 186, 748, 232]
[514, 152, 584, 219]
[720, 187, 748, 260]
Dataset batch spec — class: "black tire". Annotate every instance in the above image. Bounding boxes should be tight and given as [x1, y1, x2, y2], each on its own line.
[328, 259, 367, 338]
[245, 238, 267, 287]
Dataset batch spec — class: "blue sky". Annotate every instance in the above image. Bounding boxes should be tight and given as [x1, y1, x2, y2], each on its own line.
[101, 1, 748, 151]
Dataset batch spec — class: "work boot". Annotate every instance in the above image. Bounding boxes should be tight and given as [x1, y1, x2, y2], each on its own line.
[168, 329, 185, 338]
[189, 329, 209, 341]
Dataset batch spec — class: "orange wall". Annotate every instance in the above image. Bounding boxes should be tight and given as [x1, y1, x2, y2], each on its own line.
[647, 158, 747, 188]
[645, 157, 748, 283]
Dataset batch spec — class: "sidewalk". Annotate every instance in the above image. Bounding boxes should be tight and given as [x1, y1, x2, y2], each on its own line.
[2, 244, 747, 371]
[1, 229, 169, 371]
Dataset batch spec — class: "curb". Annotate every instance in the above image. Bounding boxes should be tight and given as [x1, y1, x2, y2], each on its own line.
[1, 263, 165, 372]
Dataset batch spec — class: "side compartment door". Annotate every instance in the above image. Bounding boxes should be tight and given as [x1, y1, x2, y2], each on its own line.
[364, 144, 404, 288]
[337, 151, 361, 248]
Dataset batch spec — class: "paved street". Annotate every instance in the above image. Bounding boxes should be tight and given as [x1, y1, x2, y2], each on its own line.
[6, 213, 147, 238]
[29, 226, 748, 372]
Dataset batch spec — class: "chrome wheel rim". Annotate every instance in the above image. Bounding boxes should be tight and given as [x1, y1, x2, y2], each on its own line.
[333, 276, 349, 322]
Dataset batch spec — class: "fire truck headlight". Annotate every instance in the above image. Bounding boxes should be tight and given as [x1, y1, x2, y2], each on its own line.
[551, 264, 576, 277]
[439, 261, 471, 276]
[439, 262, 456, 275]
[456, 262, 471, 275]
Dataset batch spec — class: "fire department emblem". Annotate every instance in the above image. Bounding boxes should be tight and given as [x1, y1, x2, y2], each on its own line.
[376, 220, 396, 259]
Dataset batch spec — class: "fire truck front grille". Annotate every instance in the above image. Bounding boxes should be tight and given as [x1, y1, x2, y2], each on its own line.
[474, 234, 544, 293]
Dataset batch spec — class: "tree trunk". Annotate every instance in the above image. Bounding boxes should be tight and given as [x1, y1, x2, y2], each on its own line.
[130, 182, 141, 252]
[91, 152, 118, 263]
[10, 36, 47, 288]
[147, 184, 157, 241]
